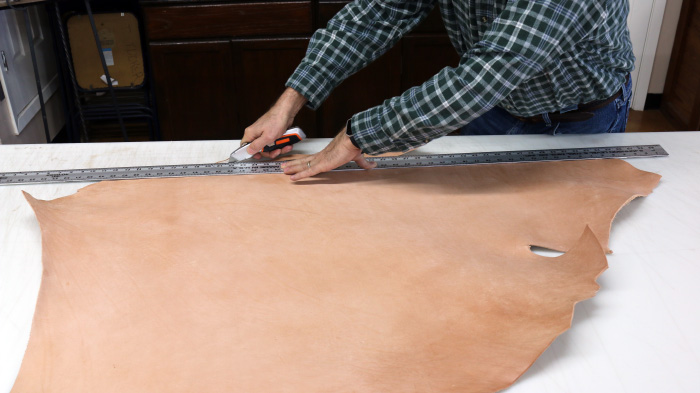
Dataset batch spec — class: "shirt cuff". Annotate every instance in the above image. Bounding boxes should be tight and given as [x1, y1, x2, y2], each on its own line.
[350, 106, 416, 155]
[345, 118, 361, 149]
[285, 62, 336, 110]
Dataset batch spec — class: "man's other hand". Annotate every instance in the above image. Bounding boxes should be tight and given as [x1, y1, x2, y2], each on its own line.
[280, 127, 376, 181]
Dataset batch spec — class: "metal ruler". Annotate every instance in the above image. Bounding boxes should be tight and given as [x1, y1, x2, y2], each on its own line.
[0, 144, 668, 185]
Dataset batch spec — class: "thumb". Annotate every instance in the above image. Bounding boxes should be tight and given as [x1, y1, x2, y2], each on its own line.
[354, 154, 377, 170]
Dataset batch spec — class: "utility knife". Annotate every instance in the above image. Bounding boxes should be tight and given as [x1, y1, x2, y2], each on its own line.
[229, 127, 306, 163]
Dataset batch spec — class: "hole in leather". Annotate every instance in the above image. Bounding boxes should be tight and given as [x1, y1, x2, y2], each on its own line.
[529, 245, 565, 258]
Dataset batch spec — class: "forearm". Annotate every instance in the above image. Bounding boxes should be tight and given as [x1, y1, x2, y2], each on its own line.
[274, 87, 308, 119]
[350, 53, 535, 154]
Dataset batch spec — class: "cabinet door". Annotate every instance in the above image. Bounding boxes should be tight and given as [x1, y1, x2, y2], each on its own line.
[230, 38, 317, 137]
[150, 41, 237, 140]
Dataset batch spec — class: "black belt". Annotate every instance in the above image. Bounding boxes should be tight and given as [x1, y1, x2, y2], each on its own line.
[512, 78, 626, 123]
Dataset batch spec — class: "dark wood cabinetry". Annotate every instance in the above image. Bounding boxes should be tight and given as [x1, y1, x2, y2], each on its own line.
[143, 1, 459, 140]
[230, 38, 317, 136]
[150, 41, 237, 140]
[145, 2, 313, 40]
[402, 36, 459, 90]
[661, 0, 700, 131]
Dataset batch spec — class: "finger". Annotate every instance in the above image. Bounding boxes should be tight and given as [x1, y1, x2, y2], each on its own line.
[241, 126, 262, 145]
[290, 161, 323, 181]
[290, 154, 337, 180]
[246, 134, 278, 155]
[282, 156, 314, 175]
[279, 154, 311, 167]
[354, 154, 377, 170]
[270, 144, 294, 158]
[258, 144, 294, 160]
[280, 157, 302, 172]
[282, 162, 305, 175]
[280, 145, 294, 155]
[283, 160, 311, 175]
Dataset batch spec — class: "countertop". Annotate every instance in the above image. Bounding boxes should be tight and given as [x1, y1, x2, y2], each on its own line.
[1, 132, 699, 392]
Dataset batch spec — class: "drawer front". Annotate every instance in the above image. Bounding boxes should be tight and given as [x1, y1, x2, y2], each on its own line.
[145, 2, 312, 40]
[318, 1, 446, 34]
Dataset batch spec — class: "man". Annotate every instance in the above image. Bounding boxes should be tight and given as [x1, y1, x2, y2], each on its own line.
[241, 0, 635, 180]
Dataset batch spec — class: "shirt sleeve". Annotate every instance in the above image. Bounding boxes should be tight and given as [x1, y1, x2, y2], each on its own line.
[285, 0, 436, 110]
[350, 0, 607, 155]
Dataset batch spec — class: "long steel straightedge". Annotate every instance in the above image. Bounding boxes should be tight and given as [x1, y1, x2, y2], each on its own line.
[0, 145, 668, 185]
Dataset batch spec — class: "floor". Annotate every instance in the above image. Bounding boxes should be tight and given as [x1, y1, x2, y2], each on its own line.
[626, 109, 678, 132]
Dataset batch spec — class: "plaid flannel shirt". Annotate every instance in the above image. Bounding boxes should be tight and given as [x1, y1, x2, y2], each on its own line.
[286, 0, 635, 154]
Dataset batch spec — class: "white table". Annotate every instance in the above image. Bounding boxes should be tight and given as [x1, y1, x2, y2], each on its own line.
[1, 133, 699, 392]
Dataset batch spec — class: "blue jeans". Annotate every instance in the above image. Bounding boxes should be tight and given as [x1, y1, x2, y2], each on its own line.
[460, 76, 632, 135]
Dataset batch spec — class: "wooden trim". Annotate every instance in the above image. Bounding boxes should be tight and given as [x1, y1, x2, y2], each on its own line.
[144, 2, 313, 41]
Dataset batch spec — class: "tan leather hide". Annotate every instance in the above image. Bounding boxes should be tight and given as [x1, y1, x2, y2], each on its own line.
[14, 159, 660, 392]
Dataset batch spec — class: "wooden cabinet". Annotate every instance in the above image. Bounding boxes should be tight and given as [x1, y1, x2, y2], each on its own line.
[230, 38, 316, 136]
[150, 41, 237, 141]
[145, 2, 312, 40]
[402, 36, 460, 91]
[661, 0, 700, 131]
[143, 0, 459, 140]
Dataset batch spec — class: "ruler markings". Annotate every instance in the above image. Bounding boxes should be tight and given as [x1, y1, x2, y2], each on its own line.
[0, 145, 668, 185]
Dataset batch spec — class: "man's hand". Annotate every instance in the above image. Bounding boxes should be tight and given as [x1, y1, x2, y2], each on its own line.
[280, 127, 376, 181]
[242, 88, 308, 159]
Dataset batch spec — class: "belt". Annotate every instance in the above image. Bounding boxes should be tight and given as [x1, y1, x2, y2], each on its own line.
[511, 79, 626, 124]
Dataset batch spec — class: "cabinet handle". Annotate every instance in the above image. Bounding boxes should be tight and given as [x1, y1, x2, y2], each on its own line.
[1, 51, 7, 72]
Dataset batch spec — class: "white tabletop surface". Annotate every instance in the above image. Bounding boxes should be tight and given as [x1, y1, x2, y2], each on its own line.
[1, 132, 699, 392]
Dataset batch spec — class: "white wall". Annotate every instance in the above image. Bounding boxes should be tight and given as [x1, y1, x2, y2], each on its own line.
[628, 0, 667, 110]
